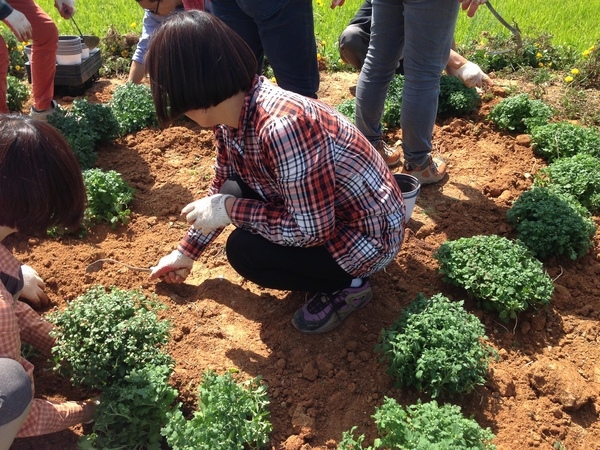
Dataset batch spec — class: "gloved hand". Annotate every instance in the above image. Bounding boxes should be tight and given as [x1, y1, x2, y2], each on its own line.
[330, 0, 345, 9]
[448, 61, 493, 88]
[459, 0, 487, 18]
[55, 0, 75, 19]
[182, 194, 234, 235]
[3, 9, 32, 42]
[149, 250, 194, 283]
[19, 264, 50, 309]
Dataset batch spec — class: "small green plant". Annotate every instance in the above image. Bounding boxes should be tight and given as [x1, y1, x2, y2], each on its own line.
[70, 98, 120, 143]
[339, 397, 496, 450]
[437, 75, 480, 116]
[337, 98, 356, 122]
[435, 235, 554, 320]
[530, 121, 600, 162]
[534, 153, 600, 212]
[47, 107, 98, 169]
[376, 293, 495, 398]
[382, 74, 405, 129]
[1, 29, 27, 79]
[488, 93, 553, 133]
[162, 370, 272, 450]
[507, 186, 597, 260]
[100, 25, 138, 78]
[83, 168, 135, 228]
[6, 75, 30, 112]
[109, 81, 158, 135]
[48, 285, 172, 389]
[79, 364, 178, 450]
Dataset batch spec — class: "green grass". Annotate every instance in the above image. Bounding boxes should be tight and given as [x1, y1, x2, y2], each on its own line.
[37, 0, 598, 59]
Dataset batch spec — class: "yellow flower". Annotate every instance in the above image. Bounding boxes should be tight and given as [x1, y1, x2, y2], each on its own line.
[15, 65, 20, 71]
[17, 45, 23, 51]
[536, 52, 542, 59]
[565, 75, 573, 83]
[538, 62, 543, 67]
[338, 58, 344, 65]
[583, 49, 591, 58]
[317, 53, 322, 61]
[571, 68, 579, 75]
[270, 77, 276, 83]
[131, 22, 137, 29]
[548, 62, 552, 67]
[317, 0, 323, 6]
[321, 40, 326, 47]
[121, 49, 129, 58]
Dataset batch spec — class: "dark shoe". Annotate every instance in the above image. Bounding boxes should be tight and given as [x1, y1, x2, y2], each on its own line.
[292, 281, 373, 334]
[30, 100, 58, 121]
[374, 140, 402, 168]
[402, 155, 447, 185]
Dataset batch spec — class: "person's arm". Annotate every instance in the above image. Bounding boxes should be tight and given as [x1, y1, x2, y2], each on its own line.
[128, 10, 163, 84]
[445, 40, 492, 88]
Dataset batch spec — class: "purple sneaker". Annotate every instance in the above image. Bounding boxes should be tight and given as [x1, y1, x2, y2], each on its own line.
[292, 281, 373, 334]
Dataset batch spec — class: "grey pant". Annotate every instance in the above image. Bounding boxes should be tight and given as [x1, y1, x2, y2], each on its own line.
[355, 0, 459, 165]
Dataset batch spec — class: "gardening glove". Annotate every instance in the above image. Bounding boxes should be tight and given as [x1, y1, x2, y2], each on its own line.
[448, 61, 493, 88]
[55, 0, 75, 19]
[18, 264, 50, 309]
[459, 0, 487, 18]
[182, 194, 234, 235]
[149, 250, 194, 283]
[330, 0, 345, 9]
[3, 9, 32, 42]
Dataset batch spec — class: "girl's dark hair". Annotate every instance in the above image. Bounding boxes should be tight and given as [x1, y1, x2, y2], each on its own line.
[0, 115, 86, 235]
[146, 10, 258, 126]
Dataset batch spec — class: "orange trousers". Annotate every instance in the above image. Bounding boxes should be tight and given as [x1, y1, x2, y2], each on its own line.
[0, 0, 58, 113]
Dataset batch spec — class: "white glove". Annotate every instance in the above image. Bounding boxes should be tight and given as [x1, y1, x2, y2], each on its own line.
[55, 0, 75, 19]
[18, 265, 49, 309]
[182, 194, 234, 235]
[149, 250, 194, 283]
[3, 9, 32, 42]
[450, 61, 492, 88]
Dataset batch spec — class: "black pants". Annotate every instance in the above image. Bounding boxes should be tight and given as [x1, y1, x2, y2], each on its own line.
[222, 177, 353, 293]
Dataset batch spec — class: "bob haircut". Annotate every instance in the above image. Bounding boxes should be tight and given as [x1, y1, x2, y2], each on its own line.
[146, 10, 258, 127]
[0, 115, 86, 236]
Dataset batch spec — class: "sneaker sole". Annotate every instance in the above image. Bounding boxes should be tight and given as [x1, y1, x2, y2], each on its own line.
[291, 288, 373, 334]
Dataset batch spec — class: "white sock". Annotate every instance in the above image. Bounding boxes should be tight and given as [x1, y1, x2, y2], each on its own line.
[350, 278, 363, 288]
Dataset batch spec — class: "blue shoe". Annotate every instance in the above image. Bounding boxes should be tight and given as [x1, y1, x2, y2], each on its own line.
[292, 281, 373, 334]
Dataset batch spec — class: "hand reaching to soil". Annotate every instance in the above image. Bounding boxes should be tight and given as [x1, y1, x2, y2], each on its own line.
[149, 250, 194, 283]
[19, 264, 50, 309]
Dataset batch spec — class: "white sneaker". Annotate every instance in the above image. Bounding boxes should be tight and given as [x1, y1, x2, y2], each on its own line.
[30, 100, 58, 121]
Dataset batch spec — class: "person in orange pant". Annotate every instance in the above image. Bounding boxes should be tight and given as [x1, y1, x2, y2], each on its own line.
[0, 0, 74, 118]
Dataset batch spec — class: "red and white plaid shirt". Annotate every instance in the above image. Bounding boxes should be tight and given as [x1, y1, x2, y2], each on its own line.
[0, 244, 85, 437]
[178, 76, 405, 277]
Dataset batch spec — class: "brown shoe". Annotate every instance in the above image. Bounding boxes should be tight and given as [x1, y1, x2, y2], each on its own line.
[374, 140, 402, 168]
[402, 155, 447, 185]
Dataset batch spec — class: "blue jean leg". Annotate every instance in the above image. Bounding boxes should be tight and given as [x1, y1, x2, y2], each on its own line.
[211, 0, 319, 98]
[355, 0, 404, 144]
[355, 0, 458, 165]
[401, 0, 458, 165]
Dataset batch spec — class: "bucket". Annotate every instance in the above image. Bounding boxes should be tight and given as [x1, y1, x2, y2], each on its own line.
[393, 173, 421, 224]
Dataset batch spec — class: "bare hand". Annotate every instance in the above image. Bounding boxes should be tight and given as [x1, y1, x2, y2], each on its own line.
[459, 0, 487, 18]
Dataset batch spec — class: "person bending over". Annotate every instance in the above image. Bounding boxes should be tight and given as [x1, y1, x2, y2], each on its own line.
[147, 10, 405, 335]
[0, 115, 96, 450]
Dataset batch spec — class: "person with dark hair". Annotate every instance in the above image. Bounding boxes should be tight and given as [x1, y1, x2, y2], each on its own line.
[338, 0, 492, 89]
[1, 0, 75, 119]
[0, 115, 96, 449]
[146, 10, 405, 334]
[128, 0, 210, 84]
[209, 0, 319, 98]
